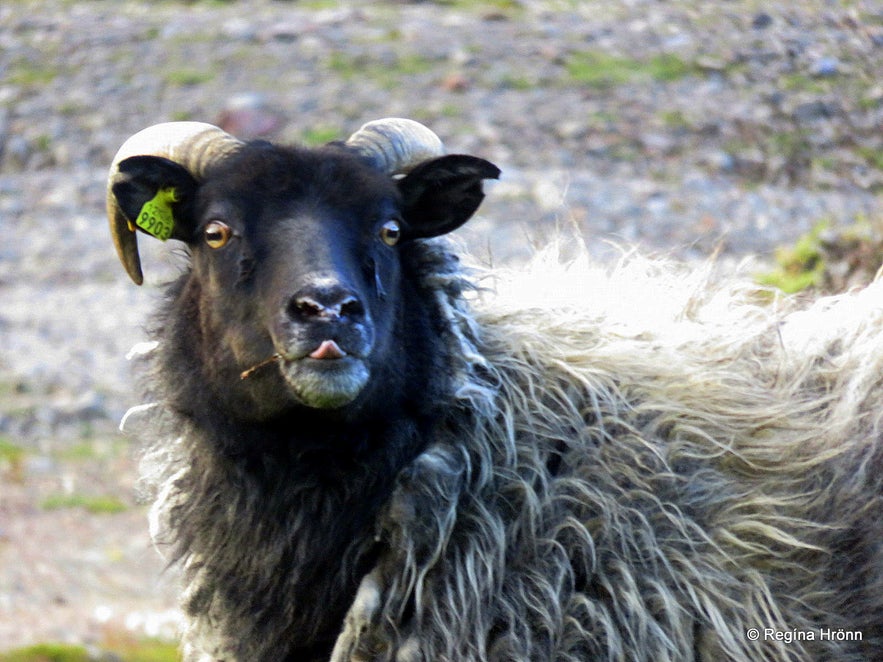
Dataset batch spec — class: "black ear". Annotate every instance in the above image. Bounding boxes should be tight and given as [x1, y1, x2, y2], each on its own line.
[111, 156, 199, 242]
[398, 155, 500, 240]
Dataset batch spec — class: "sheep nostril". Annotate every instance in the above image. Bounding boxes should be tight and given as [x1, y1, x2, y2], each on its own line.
[292, 296, 324, 318]
[287, 289, 365, 321]
[339, 296, 364, 319]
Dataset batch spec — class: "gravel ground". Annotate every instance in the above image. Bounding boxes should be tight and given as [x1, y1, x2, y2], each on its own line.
[1, 0, 881, 652]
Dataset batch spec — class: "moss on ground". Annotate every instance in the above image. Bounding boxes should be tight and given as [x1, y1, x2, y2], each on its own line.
[566, 51, 701, 88]
[40, 493, 128, 515]
[758, 217, 883, 294]
[0, 644, 91, 662]
[0, 639, 179, 662]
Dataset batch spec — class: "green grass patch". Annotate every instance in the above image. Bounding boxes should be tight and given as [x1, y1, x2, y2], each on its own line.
[496, 73, 534, 90]
[0, 643, 90, 662]
[55, 438, 126, 462]
[0, 437, 25, 481]
[103, 638, 179, 662]
[779, 73, 831, 94]
[758, 215, 883, 294]
[429, 0, 523, 11]
[164, 69, 214, 87]
[0, 638, 179, 662]
[756, 222, 828, 294]
[0, 437, 24, 463]
[328, 51, 367, 79]
[858, 94, 882, 111]
[768, 129, 812, 160]
[7, 58, 59, 87]
[857, 145, 883, 171]
[396, 54, 436, 76]
[659, 109, 691, 130]
[299, 126, 340, 146]
[41, 493, 128, 514]
[860, 10, 883, 25]
[644, 53, 699, 82]
[56, 441, 101, 461]
[328, 51, 435, 87]
[566, 51, 699, 89]
[438, 103, 462, 118]
[300, 0, 344, 8]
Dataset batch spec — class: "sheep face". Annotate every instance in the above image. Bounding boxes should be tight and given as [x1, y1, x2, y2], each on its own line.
[110, 144, 499, 420]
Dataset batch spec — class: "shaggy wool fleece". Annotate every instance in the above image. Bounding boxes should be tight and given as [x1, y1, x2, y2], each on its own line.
[330, 249, 883, 661]
[137, 246, 883, 661]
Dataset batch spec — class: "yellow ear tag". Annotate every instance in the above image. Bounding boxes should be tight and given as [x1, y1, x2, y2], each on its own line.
[135, 187, 179, 241]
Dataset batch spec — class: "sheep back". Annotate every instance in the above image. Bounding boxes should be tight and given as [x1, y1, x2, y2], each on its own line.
[330, 252, 883, 662]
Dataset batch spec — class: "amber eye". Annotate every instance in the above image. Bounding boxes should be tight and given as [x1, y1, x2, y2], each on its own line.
[204, 220, 233, 249]
[380, 220, 401, 247]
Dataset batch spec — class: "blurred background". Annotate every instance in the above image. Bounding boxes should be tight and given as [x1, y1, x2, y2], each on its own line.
[1, 0, 881, 658]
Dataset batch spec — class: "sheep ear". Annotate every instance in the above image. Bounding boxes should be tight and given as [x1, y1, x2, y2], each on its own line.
[110, 156, 199, 243]
[398, 155, 500, 239]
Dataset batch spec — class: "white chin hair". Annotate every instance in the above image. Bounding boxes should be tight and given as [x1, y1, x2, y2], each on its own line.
[282, 358, 370, 409]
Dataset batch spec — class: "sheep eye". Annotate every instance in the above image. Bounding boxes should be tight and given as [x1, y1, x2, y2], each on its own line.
[204, 220, 233, 249]
[380, 220, 401, 247]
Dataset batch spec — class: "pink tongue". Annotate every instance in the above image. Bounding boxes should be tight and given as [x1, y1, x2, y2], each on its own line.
[309, 340, 346, 360]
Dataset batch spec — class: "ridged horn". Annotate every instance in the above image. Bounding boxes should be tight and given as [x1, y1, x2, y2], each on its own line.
[106, 122, 243, 285]
[345, 118, 445, 176]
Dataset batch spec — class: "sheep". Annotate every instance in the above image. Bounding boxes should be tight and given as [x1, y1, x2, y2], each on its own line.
[107, 118, 883, 662]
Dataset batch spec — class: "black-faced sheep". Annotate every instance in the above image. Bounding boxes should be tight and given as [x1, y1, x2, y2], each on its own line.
[107, 119, 883, 662]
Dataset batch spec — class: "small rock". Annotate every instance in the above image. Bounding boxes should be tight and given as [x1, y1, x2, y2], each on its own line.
[25, 455, 57, 477]
[555, 120, 588, 141]
[810, 56, 841, 77]
[695, 56, 728, 72]
[792, 100, 840, 122]
[4, 134, 31, 170]
[640, 132, 678, 156]
[215, 93, 285, 140]
[731, 150, 768, 181]
[441, 72, 470, 93]
[262, 21, 302, 43]
[704, 150, 737, 174]
[51, 390, 108, 426]
[0, 107, 8, 159]
[222, 18, 259, 42]
[752, 13, 773, 30]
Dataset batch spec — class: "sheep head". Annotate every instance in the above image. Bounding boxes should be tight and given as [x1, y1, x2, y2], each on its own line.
[106, 119, 499, 417]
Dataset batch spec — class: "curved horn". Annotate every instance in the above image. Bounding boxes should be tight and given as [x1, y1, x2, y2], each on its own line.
[345, 118, 445, 176]
[106, 122, 243, 285]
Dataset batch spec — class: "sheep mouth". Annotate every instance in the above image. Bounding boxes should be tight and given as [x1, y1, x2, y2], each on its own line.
[278, 340, 371, 409]
[307, 339, 348, 360]
[277, 338, 366, 364]
[240, 338, 371, 409]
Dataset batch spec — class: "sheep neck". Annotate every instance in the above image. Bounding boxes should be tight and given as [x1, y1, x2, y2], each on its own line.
[145, 243, 466, 659]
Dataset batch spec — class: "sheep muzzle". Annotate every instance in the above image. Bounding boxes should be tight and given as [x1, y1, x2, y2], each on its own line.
[265, 328, 372, 413]
[276, 351, 370, 410]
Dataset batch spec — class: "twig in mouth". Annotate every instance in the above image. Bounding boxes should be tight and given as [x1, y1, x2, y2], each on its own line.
[240, 353, 282, 380]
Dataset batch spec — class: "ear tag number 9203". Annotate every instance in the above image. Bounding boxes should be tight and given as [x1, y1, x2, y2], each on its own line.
[135, 187, 179, 241]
